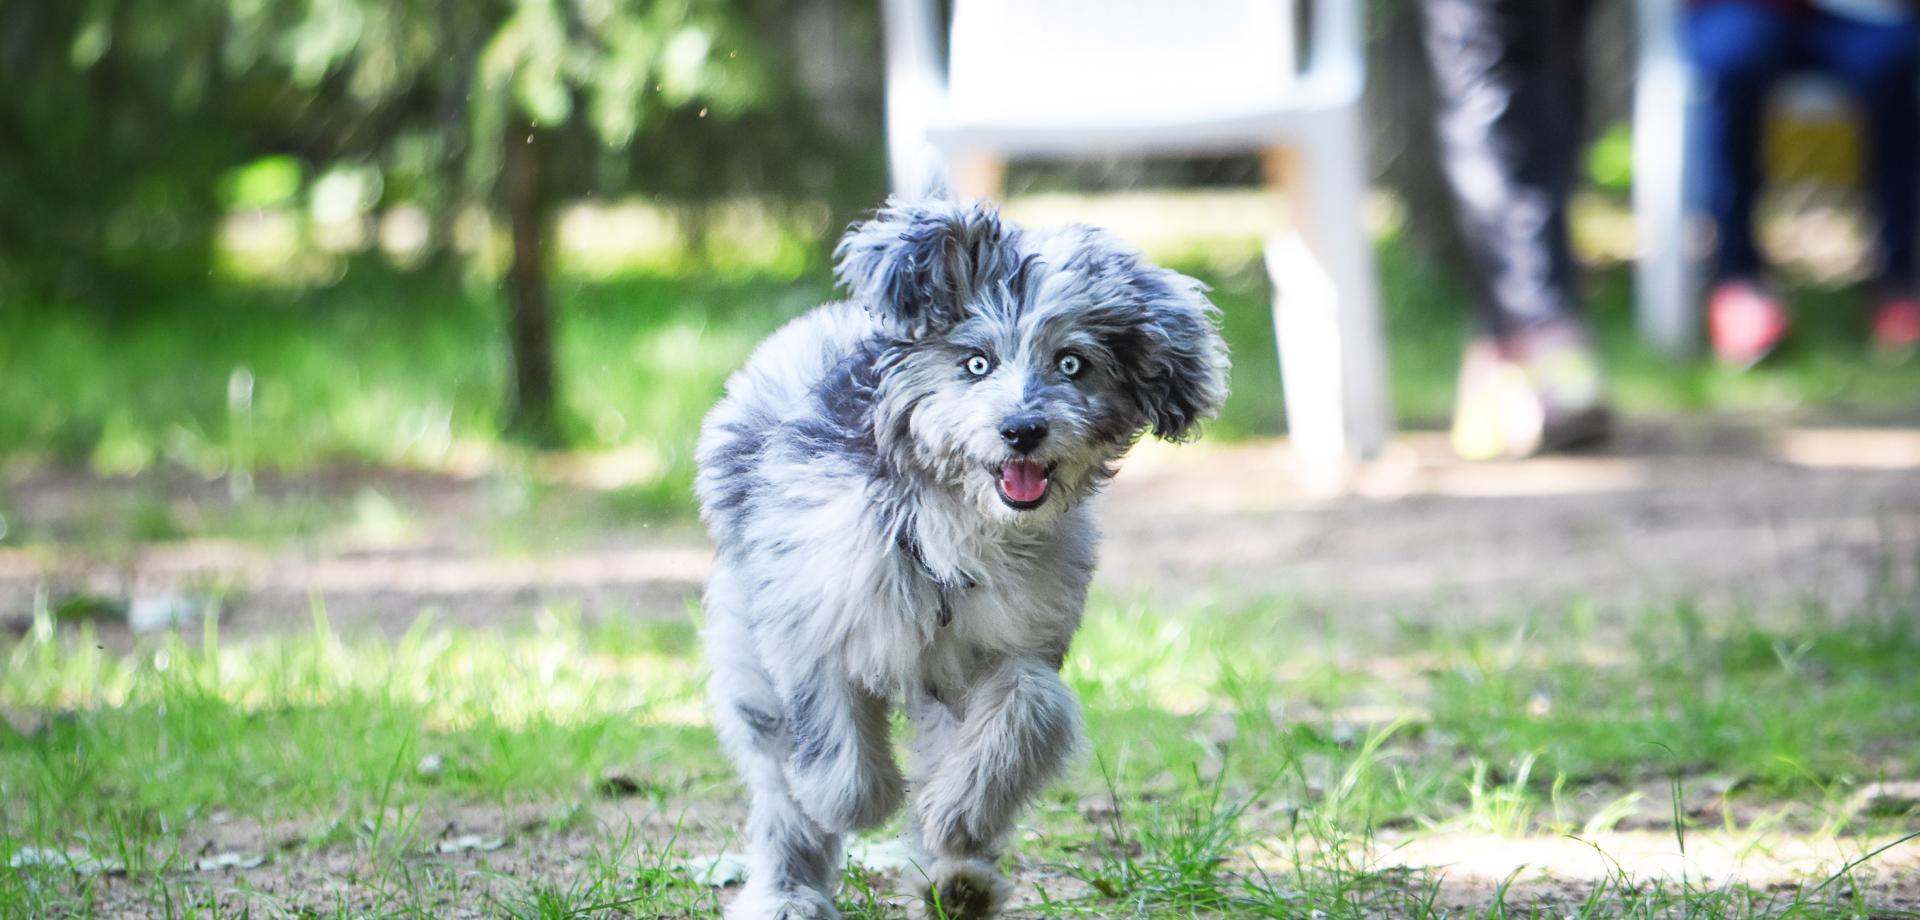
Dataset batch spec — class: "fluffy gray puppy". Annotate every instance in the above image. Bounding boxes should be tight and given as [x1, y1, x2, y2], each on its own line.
[695, 195, 1229, 920]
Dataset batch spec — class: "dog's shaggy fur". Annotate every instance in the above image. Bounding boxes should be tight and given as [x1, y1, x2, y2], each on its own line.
[695, 196, 1229, 919]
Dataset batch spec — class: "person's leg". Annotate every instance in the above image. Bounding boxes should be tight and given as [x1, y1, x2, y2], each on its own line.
[1419, 0, 1590, 339]
[1420, 0, 1608, 459]
[1804, 11, 1920, 291]
[1687, 1, 1797, 284]
[1804, 9, 1920, 353]
[1687, 2, 1799, 366]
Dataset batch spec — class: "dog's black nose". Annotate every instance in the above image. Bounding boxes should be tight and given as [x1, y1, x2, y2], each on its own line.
[999, 415, 1049, 453]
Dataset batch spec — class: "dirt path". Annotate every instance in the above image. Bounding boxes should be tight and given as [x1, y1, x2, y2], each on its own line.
[1100, 422, 1920, 622]
[5, 419, 1920, 639]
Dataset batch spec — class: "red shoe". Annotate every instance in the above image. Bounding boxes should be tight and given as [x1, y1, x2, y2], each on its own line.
[1872, 295, 1920, 360]
[1707, 280, 1790, 369]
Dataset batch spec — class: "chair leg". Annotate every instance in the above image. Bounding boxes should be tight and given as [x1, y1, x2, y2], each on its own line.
[1633, 55, 1702, 356]
[1261, 116, 1392, 474]
[951, 152, 1007, 202]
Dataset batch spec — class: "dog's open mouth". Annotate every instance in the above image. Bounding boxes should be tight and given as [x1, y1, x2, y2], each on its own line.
[995, 459, 1052, 509]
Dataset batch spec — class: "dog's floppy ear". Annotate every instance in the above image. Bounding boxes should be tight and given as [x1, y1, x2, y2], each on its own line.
[1123, 265, 1231, 441]
[833, 196, 1013, 338]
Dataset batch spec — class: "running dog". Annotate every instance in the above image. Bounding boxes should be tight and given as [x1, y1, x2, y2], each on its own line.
[696, 194, 1229, 919]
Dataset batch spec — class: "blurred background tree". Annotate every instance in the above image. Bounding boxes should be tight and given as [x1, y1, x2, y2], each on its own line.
[264, 0, 775, 442]
[0, 0, 880, 445]
[0, 0, 247, 298]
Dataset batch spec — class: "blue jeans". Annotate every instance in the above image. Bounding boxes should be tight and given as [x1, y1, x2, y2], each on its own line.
[1688, 1, 1920, 288]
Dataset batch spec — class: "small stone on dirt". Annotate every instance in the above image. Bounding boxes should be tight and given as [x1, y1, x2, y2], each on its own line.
[433, 834, 505, 854]
[192, 852, 266, 872]
[128, 593, 208, 633]
[8, 847, 125, 876]
[683, 852, 750, 887]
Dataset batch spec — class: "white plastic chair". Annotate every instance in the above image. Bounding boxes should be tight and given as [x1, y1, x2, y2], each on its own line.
[1633, 0, 1865, 356]
[882, 0, 1391, 470]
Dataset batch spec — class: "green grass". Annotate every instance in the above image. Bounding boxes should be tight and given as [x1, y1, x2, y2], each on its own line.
[0, 261, 809, 483]
[8, 226, 1920, 543]
[4, 593, 1917, 917]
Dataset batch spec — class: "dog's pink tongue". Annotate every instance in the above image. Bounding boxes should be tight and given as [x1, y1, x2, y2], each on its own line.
[1000, 460, 1049, 503]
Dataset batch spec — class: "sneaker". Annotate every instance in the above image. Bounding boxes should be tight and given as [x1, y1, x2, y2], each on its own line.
[1871, 294, 1920, 360]
[1450, 319, 1610, 461]
[1707, 280, 1790, 369]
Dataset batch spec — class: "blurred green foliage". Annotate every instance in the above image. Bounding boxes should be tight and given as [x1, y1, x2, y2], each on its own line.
[0, 0, 884, 302]
[1588, 121, 1636, 195]
[220, 156, 305, 210]
[0, 1, 241, 297]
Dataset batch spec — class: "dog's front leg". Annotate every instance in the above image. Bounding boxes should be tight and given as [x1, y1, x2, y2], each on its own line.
[907, 657, 1081, 919]
[775, 665, 905, 835]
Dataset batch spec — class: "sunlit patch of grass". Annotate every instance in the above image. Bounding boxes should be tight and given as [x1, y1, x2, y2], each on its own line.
[1033, 745, 1920, 920]
[1066, 593, 1920, 832]
[0, 607, 717, 890]
[1426, 602, 1920, 795]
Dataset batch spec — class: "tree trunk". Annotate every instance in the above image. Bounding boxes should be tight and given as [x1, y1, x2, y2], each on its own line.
[1368, 0, 1461, 264]
[501, 115, 561, 446]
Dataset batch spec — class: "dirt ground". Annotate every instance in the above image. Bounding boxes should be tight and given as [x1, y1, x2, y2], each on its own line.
[8, 418, 1920, 914]
[5, 418, 1920, 639]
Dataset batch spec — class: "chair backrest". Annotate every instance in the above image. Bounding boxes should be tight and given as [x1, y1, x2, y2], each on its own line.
[944, 0, 1312, 125]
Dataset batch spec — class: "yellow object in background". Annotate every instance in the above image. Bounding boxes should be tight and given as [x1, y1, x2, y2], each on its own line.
[1765, 101, 1863, 186]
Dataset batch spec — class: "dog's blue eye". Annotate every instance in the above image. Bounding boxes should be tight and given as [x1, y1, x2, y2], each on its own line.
[1058, 353, 1083, 377]
[965, 354, 992, 376]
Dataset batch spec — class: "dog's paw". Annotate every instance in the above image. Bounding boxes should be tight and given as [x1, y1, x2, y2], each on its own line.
[786, 759, 904, 833]
[908, 857, 1007, 920]
[726, 884, 841, 920]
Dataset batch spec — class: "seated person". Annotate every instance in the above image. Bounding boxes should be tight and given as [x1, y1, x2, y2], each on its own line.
[1690, 0, 1920, 364]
